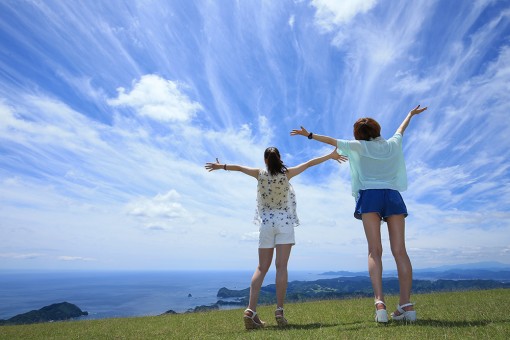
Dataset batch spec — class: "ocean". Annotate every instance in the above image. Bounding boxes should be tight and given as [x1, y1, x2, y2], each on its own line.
[0, 270, 324, 321]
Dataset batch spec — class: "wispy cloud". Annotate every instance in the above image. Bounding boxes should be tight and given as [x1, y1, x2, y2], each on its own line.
[0, 253, 44, 260]
[311, 0, 378, 30]
[0, 0, 508, 271]
[58, 256, 96, 262]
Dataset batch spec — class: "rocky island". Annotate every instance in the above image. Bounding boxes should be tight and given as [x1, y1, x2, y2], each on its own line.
[0, 302, 88, 326]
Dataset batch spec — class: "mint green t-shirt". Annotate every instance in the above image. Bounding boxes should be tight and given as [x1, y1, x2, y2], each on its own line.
[337, 133, 407, 198]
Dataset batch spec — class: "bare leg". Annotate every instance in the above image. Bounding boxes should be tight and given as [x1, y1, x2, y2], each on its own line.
[248, 247, 274, 319]
[362, 213, 385, 307]
[275, 244, 292, 308]
[387, 215, 414, 312]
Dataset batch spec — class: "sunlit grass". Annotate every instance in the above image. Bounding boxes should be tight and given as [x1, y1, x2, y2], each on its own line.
[1, 289, 509, 339]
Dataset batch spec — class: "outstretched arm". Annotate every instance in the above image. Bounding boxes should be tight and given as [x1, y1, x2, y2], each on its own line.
[286, 148, 347, 180]
[396, 105, 428, 136]
[290, 126, 337, 146]
[205, 159, 259, 179]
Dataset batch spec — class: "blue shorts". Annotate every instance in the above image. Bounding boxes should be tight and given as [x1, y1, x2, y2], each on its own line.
[354, 189, 408, 221]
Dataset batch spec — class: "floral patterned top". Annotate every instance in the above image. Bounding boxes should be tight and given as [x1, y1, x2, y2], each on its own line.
[253, 169, 300, 227]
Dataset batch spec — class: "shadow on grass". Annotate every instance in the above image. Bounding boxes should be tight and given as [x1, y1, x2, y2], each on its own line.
[410, 319, 502, 328]
[324, 318, 508, 331]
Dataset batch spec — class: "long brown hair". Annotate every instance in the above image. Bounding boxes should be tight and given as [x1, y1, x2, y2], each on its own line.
[353, 118, 381, 141]
[264, 147, 287, 176]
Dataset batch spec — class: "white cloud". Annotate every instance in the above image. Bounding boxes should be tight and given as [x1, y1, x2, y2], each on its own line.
[58, 256, 95, 262]
[311, 0, 378, 30]
[391, 72, 440, 94]
[288, 14, 295, 28]
[0, 96, 104, 152]
[126, 190, 194, 232]
[127, 190, 187, 219]
[107, 74, 202, 122]
[0, 253, 44, 260]
[407, 162, 474, 204]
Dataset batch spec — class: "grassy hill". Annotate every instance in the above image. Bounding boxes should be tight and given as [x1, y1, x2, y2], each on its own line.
[1, 289, 509, 339]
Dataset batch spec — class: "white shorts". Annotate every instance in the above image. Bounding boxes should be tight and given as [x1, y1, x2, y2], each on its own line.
[258, 212, 296, 248]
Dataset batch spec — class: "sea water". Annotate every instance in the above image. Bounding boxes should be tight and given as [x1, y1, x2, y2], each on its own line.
[0, 270, 323, 320]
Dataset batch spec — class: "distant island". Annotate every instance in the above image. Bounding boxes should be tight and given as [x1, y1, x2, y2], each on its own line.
[321, 267, 510, 281]
[170, 263, 510, 313]
[214, 276, 510, 306]
[0, 302, 88, 326]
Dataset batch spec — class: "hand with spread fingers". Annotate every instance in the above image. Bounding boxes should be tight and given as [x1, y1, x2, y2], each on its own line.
[204, 158, 222, 172]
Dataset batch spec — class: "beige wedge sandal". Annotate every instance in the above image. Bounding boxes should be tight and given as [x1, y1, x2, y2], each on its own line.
[243, 308, 266, 330]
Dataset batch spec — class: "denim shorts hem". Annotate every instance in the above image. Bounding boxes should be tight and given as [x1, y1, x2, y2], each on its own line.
[354, 189, 408, 222]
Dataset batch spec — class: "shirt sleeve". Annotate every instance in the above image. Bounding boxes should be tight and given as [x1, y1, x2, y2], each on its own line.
[337, 139, 364, 156]
[337, 139, 351, 156]
[388, 132, 403, 146]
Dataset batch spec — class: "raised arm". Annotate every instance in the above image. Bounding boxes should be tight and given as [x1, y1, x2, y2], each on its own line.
[286, 148, 347, 180]
[290, 126, 337, 146]
[396, 105, 428, 136]
[205, 159, 259, 179]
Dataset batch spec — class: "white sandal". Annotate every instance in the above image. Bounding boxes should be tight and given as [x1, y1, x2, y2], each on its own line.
[243, 308, 265, 330]
[391, 303, 417, 322]
[275, 306, 288, 327]
[374, 300, 388, 323]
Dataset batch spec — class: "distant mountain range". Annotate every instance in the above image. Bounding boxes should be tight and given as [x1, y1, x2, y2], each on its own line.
[321, 261, 510, 281]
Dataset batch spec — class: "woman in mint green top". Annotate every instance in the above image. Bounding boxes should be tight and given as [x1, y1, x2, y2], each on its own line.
[337, 131, 407, 198]
[291, 104, 427, 323]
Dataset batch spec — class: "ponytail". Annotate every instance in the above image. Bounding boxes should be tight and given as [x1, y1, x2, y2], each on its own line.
[264, 147, 287, 176]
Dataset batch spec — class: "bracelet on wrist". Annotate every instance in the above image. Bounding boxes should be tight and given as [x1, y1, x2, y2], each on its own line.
[307, 132, 313, 140]
[224, 164, 227, 170]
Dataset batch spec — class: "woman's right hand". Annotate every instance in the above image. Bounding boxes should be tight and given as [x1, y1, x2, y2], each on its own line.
[330, 148, 348, 163]
[290, 126, 309, 137]
[410, 104, 427, 116]
[205, 158, 221, 172]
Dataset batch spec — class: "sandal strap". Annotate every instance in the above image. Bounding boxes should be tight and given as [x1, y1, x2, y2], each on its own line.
[244, 308, 257, 318]
[374, 300, 386, 307]
[276, 307, 284, 312]
[397, 303, 414, 313]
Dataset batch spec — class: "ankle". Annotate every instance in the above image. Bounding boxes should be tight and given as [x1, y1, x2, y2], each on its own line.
[374, 300, 386, 310]
[244, 308, 255, 317]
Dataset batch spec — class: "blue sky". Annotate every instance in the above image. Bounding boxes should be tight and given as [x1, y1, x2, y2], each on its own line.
[0, 0, 509, 272]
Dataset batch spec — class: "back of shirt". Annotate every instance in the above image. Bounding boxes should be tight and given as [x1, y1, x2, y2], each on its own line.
[337, 133, 407, 197]
[253, 169, 299, 226]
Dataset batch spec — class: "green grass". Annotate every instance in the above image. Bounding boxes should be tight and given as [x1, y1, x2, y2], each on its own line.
[1, 289, 509, 339]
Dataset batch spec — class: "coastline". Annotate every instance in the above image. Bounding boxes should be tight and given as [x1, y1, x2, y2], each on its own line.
[3, 266, 509, 322]
[0, 270, 324, 321]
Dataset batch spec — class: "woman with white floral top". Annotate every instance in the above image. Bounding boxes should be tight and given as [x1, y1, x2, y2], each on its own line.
[205, 147, 346, 329]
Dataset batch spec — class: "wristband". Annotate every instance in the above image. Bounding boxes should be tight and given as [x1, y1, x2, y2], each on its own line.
[224, 164, 227, 170]
[307, 132, 313, 140]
